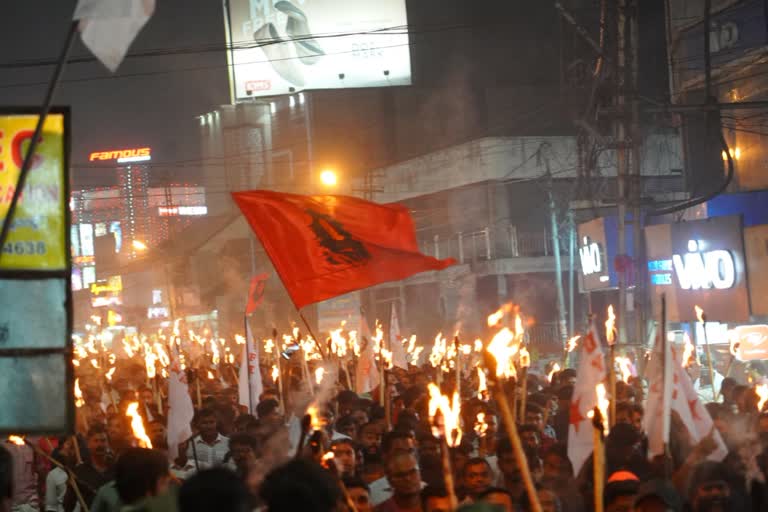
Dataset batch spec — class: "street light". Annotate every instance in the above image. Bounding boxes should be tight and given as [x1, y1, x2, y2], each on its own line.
[319, 169, 338, 187]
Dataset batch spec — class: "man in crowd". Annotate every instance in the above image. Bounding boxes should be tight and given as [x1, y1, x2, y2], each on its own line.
[185, 408, 229, 470]
[344, 477, 373, 512]
[376, 450, 423, 512]
[331, 439, 357, 479]
[64, 425, 114, 512]
[461, 458, 493, 503]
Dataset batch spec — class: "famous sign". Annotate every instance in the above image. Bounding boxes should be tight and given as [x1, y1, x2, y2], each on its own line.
[224, 0, 411, 100]
[645, 215, 749, 322]
[88, 147, 151, 163]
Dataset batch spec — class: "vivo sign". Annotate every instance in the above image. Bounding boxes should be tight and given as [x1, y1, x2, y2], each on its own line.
[579, 237, 602, 276]
[672, 240, 736, 290]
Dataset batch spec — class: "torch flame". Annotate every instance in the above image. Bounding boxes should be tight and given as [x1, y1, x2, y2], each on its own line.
[514, 313, 524, 340]
[682, 333, 695, 368]
[7, 436, 24, 446]
[125, 402, 153, 448]
[757, 384, 768, 412]
[315, 367, 325, 385]
[477, 367, 488, 399]
[271, 365, 279, 383]
[519, 346, 530, 368]
[307, 404, 325, 431]
[695, 305, 705, 324]
[105, 367, 116, 382]
[486, 328, 519, 379]
[144, 350, 157, 380]
[605, 305, 616, 345]
[322, 451, 335, 463]
[427, 383, 462, 447]
[567, 336, 580, 353]
[587, 383, 610, 435]
[547, 362, 561, 383]
[74, 378, 85, 407]
[474, 412, 488, 437]
[207, 371, 215, 380]
[615, 356, 633, 383]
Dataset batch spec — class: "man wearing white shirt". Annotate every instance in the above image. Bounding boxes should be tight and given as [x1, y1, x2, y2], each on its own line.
[186, 408, 229, 470]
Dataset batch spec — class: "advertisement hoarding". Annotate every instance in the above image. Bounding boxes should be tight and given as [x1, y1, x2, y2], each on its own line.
[0, 109, 73, 434]
[225, 0, 411, 100]
[645, 215, 750, 323]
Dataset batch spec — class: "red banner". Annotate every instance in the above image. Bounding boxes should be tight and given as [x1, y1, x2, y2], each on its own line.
[232, 190, 455, 309]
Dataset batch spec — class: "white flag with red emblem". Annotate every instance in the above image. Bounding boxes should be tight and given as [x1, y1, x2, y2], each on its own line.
[644, 338, 727, 461]
[567, 322, 607, 474]
[238, 321, 264, 413]
[74, 0, 155, 72]
[390, 305, 408, 370]
[167, 349, 194, 460]
[355, 314, 380, 394]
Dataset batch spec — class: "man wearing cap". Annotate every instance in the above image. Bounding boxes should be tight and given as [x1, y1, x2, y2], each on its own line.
[633, 479, 682, 512]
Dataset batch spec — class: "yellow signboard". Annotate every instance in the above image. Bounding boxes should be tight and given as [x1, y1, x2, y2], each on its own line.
[0, 113, 66, 270]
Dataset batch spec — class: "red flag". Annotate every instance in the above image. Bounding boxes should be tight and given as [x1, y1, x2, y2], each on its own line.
[232, 190, 455, 308]
[245, 273, 269, 316]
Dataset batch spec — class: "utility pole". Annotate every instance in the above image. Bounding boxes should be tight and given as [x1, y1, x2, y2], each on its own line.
[630, 0, 645, 345]
[568, 210, 576, 336]
[545, 151, 569, 349]
[616, 0, 629, 343]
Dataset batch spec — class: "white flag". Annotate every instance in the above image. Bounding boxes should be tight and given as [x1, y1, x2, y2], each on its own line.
[567, 322, 607, 474]
[167, 354, 194, 461]
[644, 339, 727, 461]
[390, 305, 408, 370]
[239, 321, 264, 414]
[74, 0, 155, 72]
[355, 315, 380, 394]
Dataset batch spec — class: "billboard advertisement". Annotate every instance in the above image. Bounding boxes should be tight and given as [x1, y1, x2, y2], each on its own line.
[645, 215, 750, 323]
[225, 0, 412, 100]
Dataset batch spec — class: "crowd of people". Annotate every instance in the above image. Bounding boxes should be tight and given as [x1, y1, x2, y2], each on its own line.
[3, 336, 768, 512]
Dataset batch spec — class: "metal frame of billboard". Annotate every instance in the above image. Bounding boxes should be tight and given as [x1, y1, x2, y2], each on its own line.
[0, 107, 74, 435]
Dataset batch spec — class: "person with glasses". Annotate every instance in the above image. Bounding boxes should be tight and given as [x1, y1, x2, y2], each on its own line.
[375, 450, 423, 512]
[344, 477, 373, 512]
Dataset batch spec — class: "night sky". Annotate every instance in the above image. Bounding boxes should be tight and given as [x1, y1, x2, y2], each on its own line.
[0, 1, 229, 188]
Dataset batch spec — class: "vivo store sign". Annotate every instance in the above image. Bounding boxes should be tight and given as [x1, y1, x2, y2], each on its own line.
[645, 215, 749, 322]
[651, 239, 736, 290]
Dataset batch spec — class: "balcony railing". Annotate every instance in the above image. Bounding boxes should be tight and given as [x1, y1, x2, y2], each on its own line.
[426, 225, 560, 263]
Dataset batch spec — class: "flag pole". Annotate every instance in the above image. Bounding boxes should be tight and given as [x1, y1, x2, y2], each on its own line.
[592, 407, 605, 512]
[660, 294, 673, 480]
[244, 315, 254, 414]
[0, 21, 78, 256]
[298, 310, 327, 360]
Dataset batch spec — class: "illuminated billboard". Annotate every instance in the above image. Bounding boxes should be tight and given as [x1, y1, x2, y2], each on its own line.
[225, 0, 411, 100]
[88, 147, 151, 163]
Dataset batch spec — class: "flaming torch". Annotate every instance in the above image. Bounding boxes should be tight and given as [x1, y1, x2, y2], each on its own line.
[7, 435, 24, 446]
[518, 346, 531, 423]
[587, 383, 609, 512]
[547, 362, 561, 384]
[477, 367, 488, 400]
[427, 383, 461, 510]
[605, 306, 617, 427]
[756, 384, 768, 412]
[563, 335, 580, 367]
[695, 306, 718, 402]
[125, 402, 153, 448]
[483, 328, 542, 512]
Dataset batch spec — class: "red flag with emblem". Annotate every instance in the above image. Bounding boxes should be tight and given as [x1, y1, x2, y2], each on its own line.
[567, 321, 607, 474]
[232, 190, 456, 309]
